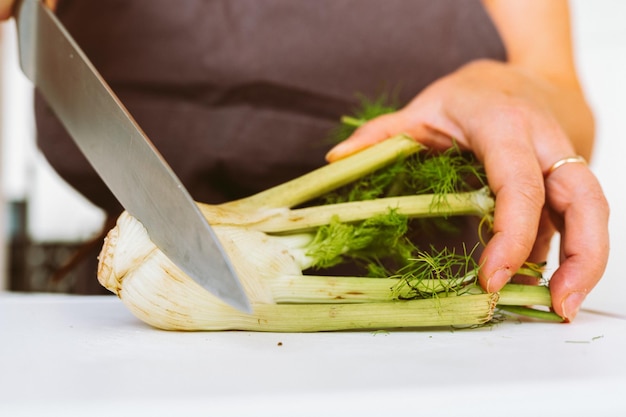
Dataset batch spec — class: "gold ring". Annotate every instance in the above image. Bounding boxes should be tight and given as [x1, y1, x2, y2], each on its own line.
[545, 155, 587, 178]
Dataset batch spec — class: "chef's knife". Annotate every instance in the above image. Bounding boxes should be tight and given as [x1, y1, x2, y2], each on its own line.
[13, 0, 251, 312]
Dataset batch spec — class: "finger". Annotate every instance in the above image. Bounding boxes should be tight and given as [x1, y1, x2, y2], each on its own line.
[478, 166, 545, 292]
[472, 117, 545, 293]
[528, 208, 557, 263]
[544, 165, 609, 321]
[512, 207, 556, 285]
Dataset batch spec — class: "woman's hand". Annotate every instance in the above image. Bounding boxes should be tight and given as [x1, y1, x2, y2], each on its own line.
[327, 60, 609, 321]
[326, 0, 610, 321]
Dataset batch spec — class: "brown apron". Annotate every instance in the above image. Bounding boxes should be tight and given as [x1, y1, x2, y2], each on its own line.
[36, 0, 505, 213]
[33, 0, 506, 291]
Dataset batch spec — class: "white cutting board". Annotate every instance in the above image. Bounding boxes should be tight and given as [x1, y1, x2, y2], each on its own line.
[1, 293, 625, 417]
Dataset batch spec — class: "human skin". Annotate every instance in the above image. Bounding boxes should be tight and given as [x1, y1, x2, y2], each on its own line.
[326, 0, 610, 321]
[0, 0, 56, 20]
[0, 0, 14, 20]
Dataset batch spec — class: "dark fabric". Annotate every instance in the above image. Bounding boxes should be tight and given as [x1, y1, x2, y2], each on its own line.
[35, 0, 506, 216]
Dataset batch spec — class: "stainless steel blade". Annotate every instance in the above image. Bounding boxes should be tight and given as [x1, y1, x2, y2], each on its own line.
[14, 0, 251, 312]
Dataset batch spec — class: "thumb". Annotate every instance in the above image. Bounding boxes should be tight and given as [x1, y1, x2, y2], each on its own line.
[325, 112, 410, 162]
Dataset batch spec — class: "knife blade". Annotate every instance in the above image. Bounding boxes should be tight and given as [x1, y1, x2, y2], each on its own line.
[14, 0, 251, 313]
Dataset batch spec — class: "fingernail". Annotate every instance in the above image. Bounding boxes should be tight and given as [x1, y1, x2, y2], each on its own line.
[561, 292, 587, 321]
[326, 141, 362, 162]
[325, 145, 345, 162]
[486, 267, 512, 293]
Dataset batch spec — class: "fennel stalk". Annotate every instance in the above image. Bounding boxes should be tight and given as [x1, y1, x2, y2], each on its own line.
[98, 134, 560, 331]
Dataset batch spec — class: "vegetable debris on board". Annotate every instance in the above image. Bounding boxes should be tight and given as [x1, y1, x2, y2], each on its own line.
[97, 102, 562, 331]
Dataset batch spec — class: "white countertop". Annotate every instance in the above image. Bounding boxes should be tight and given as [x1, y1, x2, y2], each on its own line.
[1, 292, 625, 417]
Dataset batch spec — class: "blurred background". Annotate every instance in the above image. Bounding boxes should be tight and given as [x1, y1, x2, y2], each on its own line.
[0, 1, 624, 313]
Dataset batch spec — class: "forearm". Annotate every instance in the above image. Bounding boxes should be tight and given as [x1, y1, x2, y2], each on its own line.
[481, 0, 594, 160]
